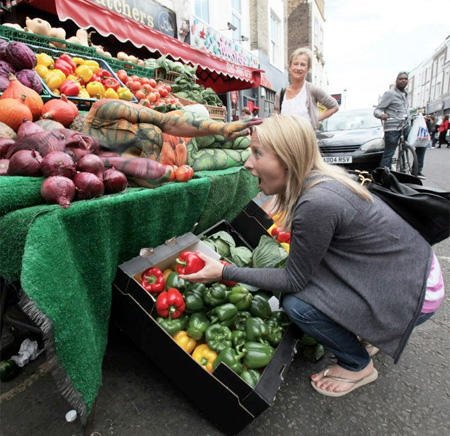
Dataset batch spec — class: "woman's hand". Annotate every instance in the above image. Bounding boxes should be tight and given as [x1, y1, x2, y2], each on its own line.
[178, 252, 225, 284]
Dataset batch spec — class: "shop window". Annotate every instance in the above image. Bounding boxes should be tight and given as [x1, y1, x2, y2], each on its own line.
[195, 0, 210, 23]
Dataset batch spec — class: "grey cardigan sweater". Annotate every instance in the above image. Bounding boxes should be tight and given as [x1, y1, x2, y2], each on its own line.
[374, 87, 409, 131]
[273, 81, 339, 129]
[223, 180, 432, 362]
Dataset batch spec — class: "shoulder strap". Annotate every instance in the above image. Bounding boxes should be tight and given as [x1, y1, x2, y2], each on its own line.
[280, 88, 286, 107]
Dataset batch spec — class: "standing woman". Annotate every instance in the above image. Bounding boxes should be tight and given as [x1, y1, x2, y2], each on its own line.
[273, 47, 339, 128]
[180, 115, 444, 397]
[437, 115, 449, 148]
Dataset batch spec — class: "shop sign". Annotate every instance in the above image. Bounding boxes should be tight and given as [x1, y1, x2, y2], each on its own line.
[190, 15, 259, 69]
[331, 93, 342, 105]
[260, 73, 273, 90]
[89, 0, 176, 37]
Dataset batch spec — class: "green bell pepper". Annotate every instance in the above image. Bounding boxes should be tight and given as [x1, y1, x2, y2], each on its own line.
[205, 324, 233, 352]
[208, 303, 238, 327]
[165, 271, 189, 292]
[231, 329, 247, 349]
[243, 341, 275, 369]
[269, 310, 291, 328]
[203, 283, 228, 307]
[186, 312, 211, 340]
[233, 310, 252, 331]
[245, 317, 269, 342]
[156, 314, 188, 336]
[249, 294, 272, 319]
[228, 285, 253, 310]
[212, 347, 245, 375]
[184, 283, 206, 313]
[266, 321, 284, 347]
[240, 369, 261, 388]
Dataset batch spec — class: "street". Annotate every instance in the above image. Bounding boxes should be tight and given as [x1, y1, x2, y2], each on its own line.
[1, 147, 449, 436]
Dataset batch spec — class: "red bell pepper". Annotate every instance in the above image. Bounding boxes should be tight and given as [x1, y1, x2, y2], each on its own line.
[270, 226, 291, 243]
[103, 77, 120, 91]
[175, 251, 205, 275]
[219, 261, 237, 287]
[97, 68, 112, 81]
[60, 79, 80, 97]
[54, 59, 73, 77]
[141, 267, 165, 294]
[59, 54, 76, 73]
[155, 288, 185, 319]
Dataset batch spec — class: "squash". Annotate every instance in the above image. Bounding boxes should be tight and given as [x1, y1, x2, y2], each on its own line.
[0, 96, 33, 131]
[3, 23, 23, 31]
[1, 74, 44, 120]
[25, 17, 51, 36]
[49, 27, 67, 49]
[76, 29, 89, 47]
[41, 98, 77, 127]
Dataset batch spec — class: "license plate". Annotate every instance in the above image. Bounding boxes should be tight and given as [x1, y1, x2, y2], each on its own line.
[323, 156, 353, 164]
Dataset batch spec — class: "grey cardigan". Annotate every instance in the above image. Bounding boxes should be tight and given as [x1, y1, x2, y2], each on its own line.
[223, 180, 432, 362]
[273, 81, 339, 129]
[374, 87, 409, 131]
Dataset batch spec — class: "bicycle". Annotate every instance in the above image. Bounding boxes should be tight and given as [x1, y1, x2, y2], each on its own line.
[388, 115, 419, 176]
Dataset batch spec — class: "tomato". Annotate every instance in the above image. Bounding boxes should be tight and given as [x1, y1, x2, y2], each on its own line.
[164, 84, 171, 93]
[168, 165, 178, 181]
[140, 98, 150, 107]
[153, 90, 160, 100]
[142, 83, 153, 94]
[159, 88, 168, 98]
[129, 81, 142, 92]
[135, 90, 146, 100]
[147, 92, 157, 103]
[117, 70, 128, 83]
[149, 78, 157, 87]
[175, 165, 194, 182]
[130, 74, 140, 82]
[140, 77, 150, 85]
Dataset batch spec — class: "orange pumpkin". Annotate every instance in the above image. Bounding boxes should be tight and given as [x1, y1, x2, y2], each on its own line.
[0, 96, 33, 131]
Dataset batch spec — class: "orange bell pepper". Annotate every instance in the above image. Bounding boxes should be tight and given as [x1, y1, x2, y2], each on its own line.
[192, 344, 217, 373]
[173, 331, 196, 354]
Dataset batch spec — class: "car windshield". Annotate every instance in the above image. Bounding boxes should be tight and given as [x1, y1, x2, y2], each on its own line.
[321, 110, 381, 132]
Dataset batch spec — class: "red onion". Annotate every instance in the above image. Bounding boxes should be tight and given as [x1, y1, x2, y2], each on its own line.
[41, 151, 76, 179]
[74, 172, 104, 200]
[41, 176, 76, 209]
[16, 119, 45, 139]
[0, 138, 14, 158]
[7, 149, 42, 176]
[76, 154, 105, 180]
[0, 159, 9, 176]
[103, 168, 128, 194]
[6, 129, 67, 158]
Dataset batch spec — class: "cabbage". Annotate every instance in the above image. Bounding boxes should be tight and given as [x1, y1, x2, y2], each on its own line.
[207, 231, 236, 258]
[229, 246, 252, 267]
[183, 104, 209, 119]
[252, 236, 289, 268]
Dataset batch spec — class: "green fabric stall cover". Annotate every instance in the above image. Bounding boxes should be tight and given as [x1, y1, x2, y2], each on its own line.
[195, 166, 259, 234]
[0, 176, 45, 217]
[17, 178, 210, 422]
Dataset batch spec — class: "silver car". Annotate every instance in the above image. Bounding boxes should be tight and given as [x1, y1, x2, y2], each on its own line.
[316, 108, 384, 171]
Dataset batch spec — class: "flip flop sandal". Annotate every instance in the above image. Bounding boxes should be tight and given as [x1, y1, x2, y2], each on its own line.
[311, 368, 379, 397]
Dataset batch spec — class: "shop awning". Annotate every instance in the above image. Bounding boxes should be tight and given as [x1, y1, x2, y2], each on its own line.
[48, 0, 261, 93]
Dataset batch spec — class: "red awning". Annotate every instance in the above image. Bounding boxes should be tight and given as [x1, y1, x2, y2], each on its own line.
[50, 0, 261, 93]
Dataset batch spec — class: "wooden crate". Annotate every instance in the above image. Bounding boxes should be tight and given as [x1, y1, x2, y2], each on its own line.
[173, 94, 226, 121]
[154, 68, 180, 84]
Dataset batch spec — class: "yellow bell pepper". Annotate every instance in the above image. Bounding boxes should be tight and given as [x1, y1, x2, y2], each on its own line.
[44, 71, 63, 91]
[35, 64, 49, 78]
[84, 60, 100, 73]
[173, 331, 196, 354]
[117, 86, 134, 101]
[36, 53, 54, 68]
[75, 65, 94, 83]
[86, 81, 105, 99]
[281, 242, 290, 253]
[50, 68, 66, 82]
[192, 344, 217, 373]
[71, 57, 85, 68]
[104, 88, 119, 99]
[52, 89, 61, 96]
[78, 87, 90, 99]
[66, 74, 79, 82]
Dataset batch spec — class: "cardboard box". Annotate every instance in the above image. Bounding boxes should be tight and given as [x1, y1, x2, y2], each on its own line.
[112, 232, 299, 435]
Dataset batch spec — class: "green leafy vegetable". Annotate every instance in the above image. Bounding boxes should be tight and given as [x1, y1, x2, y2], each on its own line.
[229, 246, 253, 267]
[252, 235, 289, 269]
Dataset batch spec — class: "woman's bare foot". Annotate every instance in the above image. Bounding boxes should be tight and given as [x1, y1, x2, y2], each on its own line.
[311, 361, 375, 394]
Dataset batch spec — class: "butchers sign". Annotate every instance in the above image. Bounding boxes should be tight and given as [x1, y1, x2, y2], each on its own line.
[89, 0, 176, 37]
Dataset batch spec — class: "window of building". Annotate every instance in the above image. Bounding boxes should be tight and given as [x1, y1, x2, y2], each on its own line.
[195, 0, 210, 23]
[270, 12, 281, 66]
[231, 0, 242, 42]
[319, 26, 324, 52]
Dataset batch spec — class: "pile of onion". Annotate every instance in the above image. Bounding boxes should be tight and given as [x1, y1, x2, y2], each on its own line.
[41, 176, 76, 209]
[103, 167, 128, 194]
[74, 172, 104, 200]
[41, 151, 76, 179]
[7, 149, 42, 176]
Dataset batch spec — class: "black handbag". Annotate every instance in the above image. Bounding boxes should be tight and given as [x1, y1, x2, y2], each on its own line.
[355, 168, 450, 246]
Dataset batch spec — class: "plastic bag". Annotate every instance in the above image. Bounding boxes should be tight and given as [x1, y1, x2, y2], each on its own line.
[407, 114, 430, 147]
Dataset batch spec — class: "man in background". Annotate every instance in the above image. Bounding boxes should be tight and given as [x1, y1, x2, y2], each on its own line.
[374, 72, 409, 169]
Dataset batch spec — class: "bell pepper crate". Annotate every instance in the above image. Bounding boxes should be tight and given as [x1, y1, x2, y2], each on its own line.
[112, 231, 299, 436]
[98, 55, 156, 79]
[30, 45, 138, 106]
[0, 25, 97, 57]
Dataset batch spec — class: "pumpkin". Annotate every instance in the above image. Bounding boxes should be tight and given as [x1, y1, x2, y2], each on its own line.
[0, 121, 17, 139]
[41, 98, 77, 127]
[35, 119, 65, 130]
[0, 96, 33, 131]
[1, 73, 44, 120]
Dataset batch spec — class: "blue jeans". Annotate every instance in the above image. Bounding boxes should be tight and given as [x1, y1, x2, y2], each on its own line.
[282, 295, 434, 372]
[415, 147, 426, 172]
[380, 130, 401, 169]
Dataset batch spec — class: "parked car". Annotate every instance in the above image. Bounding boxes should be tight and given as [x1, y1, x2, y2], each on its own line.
[316, 108, 384, 171]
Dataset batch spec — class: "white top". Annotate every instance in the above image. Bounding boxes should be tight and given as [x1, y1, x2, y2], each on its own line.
[281, 86, 312, 124]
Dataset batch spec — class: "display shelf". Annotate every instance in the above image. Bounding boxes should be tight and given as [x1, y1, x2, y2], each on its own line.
[97, 55, 156, 79]
[174, 93, 226, 120]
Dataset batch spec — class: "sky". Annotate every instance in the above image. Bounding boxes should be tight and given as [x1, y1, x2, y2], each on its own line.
[324, 0, 450, 110]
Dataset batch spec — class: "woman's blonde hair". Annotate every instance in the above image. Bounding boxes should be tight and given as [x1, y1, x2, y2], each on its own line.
[289, 47, 313, 70]
[253, 114, 373, 229]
